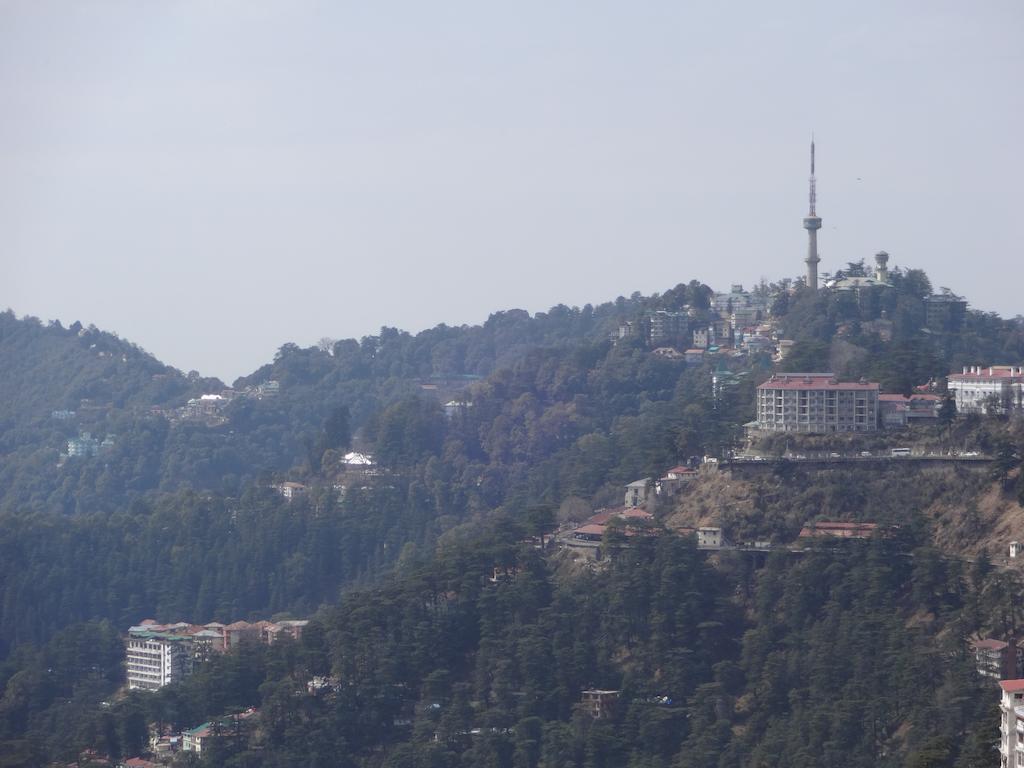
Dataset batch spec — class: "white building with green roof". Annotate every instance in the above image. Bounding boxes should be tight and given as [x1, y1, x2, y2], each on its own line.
[125, 626, 192, 690]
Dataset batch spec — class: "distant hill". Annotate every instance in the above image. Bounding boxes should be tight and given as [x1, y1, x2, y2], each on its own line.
[0, 310, 203, 424]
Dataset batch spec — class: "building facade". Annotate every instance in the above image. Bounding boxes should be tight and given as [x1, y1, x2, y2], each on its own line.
[1000, 680, 1024, 768]
[647, 310, 688, 346]
[624, 479, 652, 508]
[947, 366, 1024, 415]
[973, 638, 1019, 682]
[924, 294, 968, 332]
[125, 628, 193, 691]
[878, 394, 941, 428]
[755, 374, 879, 433]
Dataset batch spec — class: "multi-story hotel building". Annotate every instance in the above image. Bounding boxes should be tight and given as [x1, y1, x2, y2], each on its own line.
[756, 373, 879, 433]
[125, 627, 193, 691]
[1000, 680, 1024, 768]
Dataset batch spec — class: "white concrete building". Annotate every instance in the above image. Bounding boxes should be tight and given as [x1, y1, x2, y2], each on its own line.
[273, 481, 308, 500]
[756, 373, 879, 433]
[697, 527, 725, 550]
[1000, 680, 1024, 768]
[947, 366, 1024, 415]
[125, 627, 193, 691]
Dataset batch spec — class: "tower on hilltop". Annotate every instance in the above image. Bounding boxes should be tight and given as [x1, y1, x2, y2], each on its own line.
[803, 139, 822, 291]
[874, 250, 889, 283]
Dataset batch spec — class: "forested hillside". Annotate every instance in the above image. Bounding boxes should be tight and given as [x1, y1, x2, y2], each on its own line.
[1, 270, 1023, 767]
[0, 284, 714, 515]
[0, 516, 1006, 767]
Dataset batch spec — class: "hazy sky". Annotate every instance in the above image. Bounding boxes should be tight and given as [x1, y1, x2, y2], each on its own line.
[2, 1, 1022, 382]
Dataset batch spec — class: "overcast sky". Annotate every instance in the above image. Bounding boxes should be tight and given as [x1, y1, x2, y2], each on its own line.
[2, 1, 1022, 382]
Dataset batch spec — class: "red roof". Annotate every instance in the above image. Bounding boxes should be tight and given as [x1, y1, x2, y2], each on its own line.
[949, 366, 1024, 381]
[758, 374, 879, 392]
[619, 508, 654, 520]
[666, 465, 697, 474]
[1000, 680, 1024, 693]
[584, 507, 654, 523]
[974, 638, 1010, 651]
[584, 510, 615, 526]
[799, 522, 878, 539]
[575, 524, 607, 536]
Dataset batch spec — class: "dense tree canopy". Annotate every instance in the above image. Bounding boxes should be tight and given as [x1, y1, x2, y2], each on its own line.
[0, 269, 1022, 766]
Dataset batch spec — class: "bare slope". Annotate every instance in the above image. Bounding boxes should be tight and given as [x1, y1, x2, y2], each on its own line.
[663, 462, 1022, 558]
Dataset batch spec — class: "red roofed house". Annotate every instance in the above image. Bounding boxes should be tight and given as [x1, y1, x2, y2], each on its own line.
[684, 349, 705, 366]
[619, 507, 654, 521]
[569, 508, 657, 545]
[756, 373, 879, 433]
[584, 509, 617, 527]
[798, 521, 879, 541]
[878, 394, 941, 429]
[974, 638, 1021, 682]
[657, 465, 699, 497]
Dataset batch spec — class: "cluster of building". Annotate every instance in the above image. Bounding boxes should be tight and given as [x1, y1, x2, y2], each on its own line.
[98, 709, 261, 766]
[796, 139, 969, 340]
[64, 431, 116, 458]
[622, 465, 703, 508]
[180, 709, 258, 757]
[750, 361, 1024, 434]
[625, 285, 774, 355]
[272, 451, 378, 501]
[125, 618, 308, 691]
[687, 286, 780, 364]
[151, 380, 280, 426]
[613, 282, 791, 369]
[560, 465, 726, 558]
[605, 142, 984, 402]
[566, 506, 658, 548]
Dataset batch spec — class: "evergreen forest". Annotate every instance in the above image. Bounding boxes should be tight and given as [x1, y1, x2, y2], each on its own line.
[1, 269, 1024, 767]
